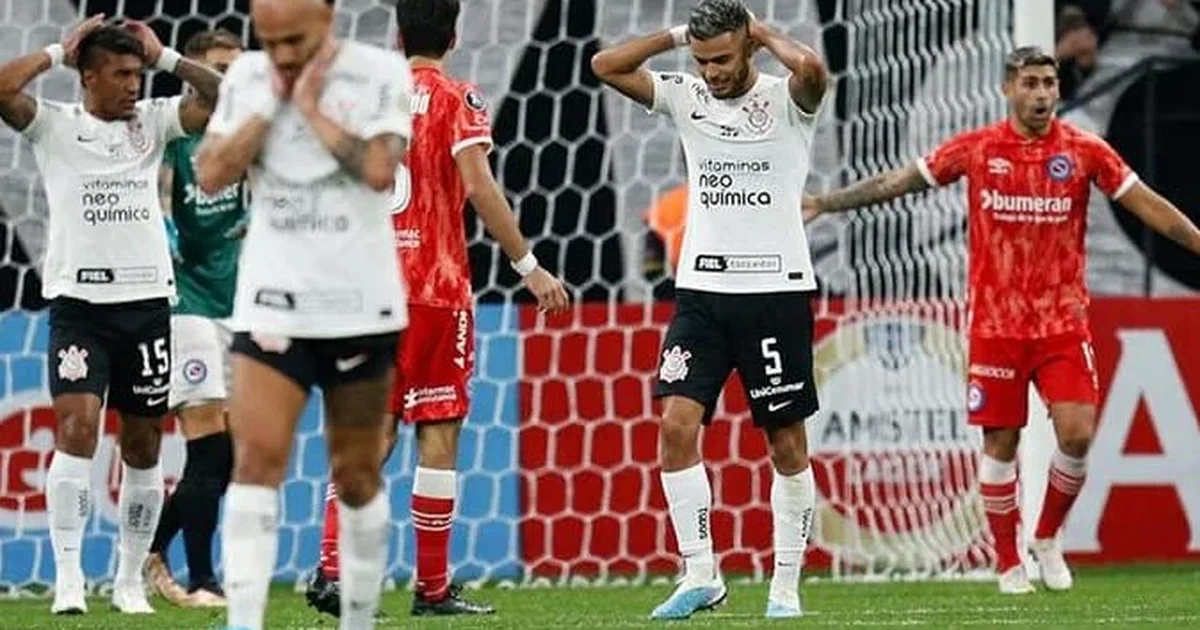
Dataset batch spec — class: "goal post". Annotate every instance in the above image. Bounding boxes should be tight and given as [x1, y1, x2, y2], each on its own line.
[1011, 0, 1058, 581]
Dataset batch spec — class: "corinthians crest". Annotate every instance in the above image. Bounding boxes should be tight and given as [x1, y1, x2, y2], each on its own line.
[125, 118, 149, 153]
[742, 95, 773, 135]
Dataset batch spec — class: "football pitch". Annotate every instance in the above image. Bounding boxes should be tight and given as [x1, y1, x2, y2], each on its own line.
[2, 565, 1197, 629]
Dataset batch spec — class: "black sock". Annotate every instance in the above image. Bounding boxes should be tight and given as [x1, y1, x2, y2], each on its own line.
[149, 485, 182, 556]
[172, 431, 233, 590]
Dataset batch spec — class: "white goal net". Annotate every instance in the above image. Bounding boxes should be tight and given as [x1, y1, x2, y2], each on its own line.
[0, 0, 1009, 592]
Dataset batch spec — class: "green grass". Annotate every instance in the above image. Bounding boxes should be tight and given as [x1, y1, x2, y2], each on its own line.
[4, 565, 1198, 629]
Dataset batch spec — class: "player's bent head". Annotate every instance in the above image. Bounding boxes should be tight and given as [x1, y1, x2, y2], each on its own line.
[251, 0, 333, 82]
[183, 28, 244, 73]
[395, 0, 461, 59]
[77, 26, 146, 121]
[687, 0, 753, 100]
[1003, 46, 1060, 131]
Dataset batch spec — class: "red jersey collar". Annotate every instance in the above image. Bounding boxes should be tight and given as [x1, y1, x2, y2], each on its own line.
[1005, 116, 1062, 143]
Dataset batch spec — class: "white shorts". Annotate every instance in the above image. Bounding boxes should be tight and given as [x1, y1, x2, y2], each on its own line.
[169, 314, 233, 409]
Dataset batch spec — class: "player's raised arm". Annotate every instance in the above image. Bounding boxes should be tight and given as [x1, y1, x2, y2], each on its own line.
[292, 40, 408, 192]
[590, 28, 681, 108]
[0, 14, 105, 132]
[195, 57, 275, 194]
[746, 17, 826, 114]
[807, 128, 979, 220]
[1116, 182, 1200, 255]
[456, 144, 571, 314]
[125, 21, 222, 133]
[124, 21, 221, 134]
[804, 164, 931, 220]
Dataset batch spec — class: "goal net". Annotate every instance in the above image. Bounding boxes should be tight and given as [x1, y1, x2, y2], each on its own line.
[0, 0, 1007, 592]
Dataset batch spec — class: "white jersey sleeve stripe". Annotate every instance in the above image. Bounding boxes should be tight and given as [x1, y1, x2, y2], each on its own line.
[450, 135, 492, 157]
[915, 157, 938, 188]
[1112, 172, 1139, 200]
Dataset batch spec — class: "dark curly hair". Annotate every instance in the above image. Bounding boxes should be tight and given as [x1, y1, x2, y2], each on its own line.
[76, 25, 145, 71]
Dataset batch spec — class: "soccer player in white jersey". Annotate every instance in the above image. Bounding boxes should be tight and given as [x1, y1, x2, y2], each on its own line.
[194, 1, 411, 628]
[0, 14, 221, 615]
[593, 0, 827, 620]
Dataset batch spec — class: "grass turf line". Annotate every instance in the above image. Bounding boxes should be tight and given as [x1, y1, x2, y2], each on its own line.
[0, 565, 1196, 629]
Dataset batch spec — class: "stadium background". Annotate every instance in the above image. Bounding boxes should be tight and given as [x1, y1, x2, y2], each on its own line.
[0, 0, 1197, 593]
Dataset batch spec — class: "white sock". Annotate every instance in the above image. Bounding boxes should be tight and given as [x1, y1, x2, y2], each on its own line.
[769, 466, 815, 604]
[338, 490, 390, 630]
[223, 484, 279, 630]
[660, 464, 714, 582]
[114, 462, 163, 588]
[46, 451, 92, 589]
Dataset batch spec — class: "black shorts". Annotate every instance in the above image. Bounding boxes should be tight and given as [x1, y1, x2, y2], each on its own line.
[654, 289, 819, 428]
[48, 296, 172, 417]
[231, 331, 399, 392]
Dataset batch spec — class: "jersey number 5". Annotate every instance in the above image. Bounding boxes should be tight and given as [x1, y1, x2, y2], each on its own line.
[389, 163, 412, 214]
[138, 337, 169, 378]
[761, 337, 783, 376]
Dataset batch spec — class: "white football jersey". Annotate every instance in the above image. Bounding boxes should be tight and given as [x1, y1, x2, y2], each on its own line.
[651, 72, 818, 293]
[23, 97, 183, 303]
[209, 42, 411, 338]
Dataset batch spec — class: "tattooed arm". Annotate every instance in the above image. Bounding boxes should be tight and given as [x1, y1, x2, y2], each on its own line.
[1117, 181, 1200, 255]
[172, 56, 224, 134]
[304, 111, 406, 191]
[806, 163, 932, 220]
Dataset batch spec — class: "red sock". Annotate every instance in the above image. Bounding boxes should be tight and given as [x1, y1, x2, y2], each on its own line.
[412, 467, 456, 601]
[978, 453, 1021, 573]
[1034, 450, 1087, 540]
[319, 482, 340, 580]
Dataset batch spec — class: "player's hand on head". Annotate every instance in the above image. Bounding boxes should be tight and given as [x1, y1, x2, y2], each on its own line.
[124, 21, 164, 65]
[294, 38, 338, 116]
[525, 267, 570, 315]
[62, 14, 106, 68]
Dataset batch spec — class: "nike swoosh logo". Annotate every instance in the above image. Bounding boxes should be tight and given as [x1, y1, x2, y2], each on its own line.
[767, 400, 793, 413]
[146, 396, 167, 406]
[335, 354, 369, 372]
[77, 135, 96, 143]
[690, 111, 706, 120]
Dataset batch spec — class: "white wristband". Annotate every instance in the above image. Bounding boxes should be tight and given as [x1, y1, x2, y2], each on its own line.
[44, 44, 65, 67]
[511, 252, 539, 277]
[154, 48, 181, 72]
[669, 25, 689, 47]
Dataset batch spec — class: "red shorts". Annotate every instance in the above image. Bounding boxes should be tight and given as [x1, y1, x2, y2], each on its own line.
[967, 332, 1099, 428]
[388, 305, 474, 422]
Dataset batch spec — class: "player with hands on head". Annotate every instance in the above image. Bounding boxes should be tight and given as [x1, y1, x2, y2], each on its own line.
[195, 0, 413, 628]
[593, 0, 826, 620]
[806, 46, 1200, 594]
[0, 12, 221, 616]
[306, 0, 568, 619]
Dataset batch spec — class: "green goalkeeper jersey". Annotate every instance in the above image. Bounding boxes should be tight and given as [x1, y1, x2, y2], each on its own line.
[164, 135, 247, 319]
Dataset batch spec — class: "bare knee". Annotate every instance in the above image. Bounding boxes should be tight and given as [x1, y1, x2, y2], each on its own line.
[660, 398, 704, 472]
[1056, 420, 1094, 458]
[232, 435, 290, 487]
[329, 451, 381, 507]
[982, 428, 1020, 462]
[54, 395, 101, 457]
[417, 420, 461, 470]
[768, 424, 809, 475]
[118, 416, 163, 468]
[178, 402, 227, 440]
